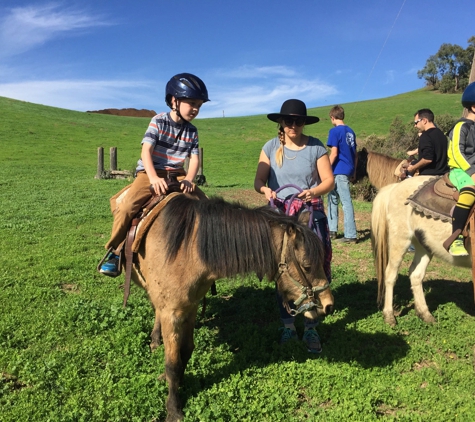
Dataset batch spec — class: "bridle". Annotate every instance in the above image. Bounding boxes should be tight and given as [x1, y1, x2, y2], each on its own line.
[276, 230, 330, 316]
[270, 184, 330, 316]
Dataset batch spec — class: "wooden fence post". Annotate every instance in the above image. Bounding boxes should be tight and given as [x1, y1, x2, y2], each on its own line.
[95, 147, 104, 179]
[195, 147, 206, 185]
[110, 147, 117, 171]
[197, 147, 204, 176]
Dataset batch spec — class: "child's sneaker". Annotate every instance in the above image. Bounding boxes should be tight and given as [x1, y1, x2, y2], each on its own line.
[99, 253, 121, 277]
[449, 235, 469, 257]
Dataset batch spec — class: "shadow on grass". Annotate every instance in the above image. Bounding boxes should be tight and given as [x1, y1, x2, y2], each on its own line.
[177, 273, 474, 408]
[357, 228, 371, 243]
[388, 275, 475, 319]
[177, 279, 407, 406]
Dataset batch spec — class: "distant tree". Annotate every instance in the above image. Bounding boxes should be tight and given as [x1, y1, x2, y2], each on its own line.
[418, 37, 475, 92]
[436, 43, 467, 91]
[417, 55, 439, 88]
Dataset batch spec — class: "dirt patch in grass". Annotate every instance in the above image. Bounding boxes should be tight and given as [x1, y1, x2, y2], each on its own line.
[217, 188, 267, 207]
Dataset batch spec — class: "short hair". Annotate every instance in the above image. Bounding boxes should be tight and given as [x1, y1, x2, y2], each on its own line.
[415, 108, 434, 122]
[329, 105, 345, 120]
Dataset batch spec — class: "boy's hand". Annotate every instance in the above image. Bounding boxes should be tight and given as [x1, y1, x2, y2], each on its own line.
[180, 179, 195, 193]
[150, 176, 169, 195]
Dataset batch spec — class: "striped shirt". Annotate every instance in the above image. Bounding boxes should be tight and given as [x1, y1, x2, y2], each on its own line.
[136, 112, 199, 172]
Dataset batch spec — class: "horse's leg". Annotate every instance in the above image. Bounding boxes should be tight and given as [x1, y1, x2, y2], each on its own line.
[382, 234, 410, 326]
[408, 249, 435, 323]
[150, 308, 162, 352]
[161, 308, 197, 422]
[178, 309, 197, 383]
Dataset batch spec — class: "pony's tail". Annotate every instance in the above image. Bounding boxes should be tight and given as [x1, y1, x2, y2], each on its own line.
[371, 187, 390, 307]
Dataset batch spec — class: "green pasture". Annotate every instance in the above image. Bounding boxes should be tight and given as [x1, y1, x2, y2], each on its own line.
[1, 91, 475, 421]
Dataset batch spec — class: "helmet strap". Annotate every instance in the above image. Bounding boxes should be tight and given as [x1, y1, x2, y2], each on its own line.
[172, 98, 184, 122]
[171, 98, 185, 140]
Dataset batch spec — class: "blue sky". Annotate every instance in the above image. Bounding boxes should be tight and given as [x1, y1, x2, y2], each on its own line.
[0, 0, 473, 119]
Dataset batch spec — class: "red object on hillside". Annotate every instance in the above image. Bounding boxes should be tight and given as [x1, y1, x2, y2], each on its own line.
[87, 108, 157, 118]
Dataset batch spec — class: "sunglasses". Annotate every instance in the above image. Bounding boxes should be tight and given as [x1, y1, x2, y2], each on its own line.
[413, 118, 423, 126]
[282, 117, 306, 127]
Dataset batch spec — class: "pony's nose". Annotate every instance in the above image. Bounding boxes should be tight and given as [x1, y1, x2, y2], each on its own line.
[325, 304, 334, 315]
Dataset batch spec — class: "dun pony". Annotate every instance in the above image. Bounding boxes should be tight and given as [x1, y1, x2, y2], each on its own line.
[128, 194, 334, 421]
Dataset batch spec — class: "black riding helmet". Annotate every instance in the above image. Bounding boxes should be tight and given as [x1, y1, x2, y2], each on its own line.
[462, 81, 475, 109]
[165, 73, 210, 108]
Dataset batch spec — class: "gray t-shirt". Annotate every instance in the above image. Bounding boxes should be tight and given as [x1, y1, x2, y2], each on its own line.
[262, 136, 327, 200]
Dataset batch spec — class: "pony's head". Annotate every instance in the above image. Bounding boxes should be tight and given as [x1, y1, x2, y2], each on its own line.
[354, 147, 369, 182]
[273, 218, 334, 318]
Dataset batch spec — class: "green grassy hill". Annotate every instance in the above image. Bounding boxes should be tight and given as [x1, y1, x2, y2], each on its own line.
[0, 88, 464, 191]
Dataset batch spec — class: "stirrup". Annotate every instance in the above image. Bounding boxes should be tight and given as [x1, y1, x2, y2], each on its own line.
[96, 246, 123, 273]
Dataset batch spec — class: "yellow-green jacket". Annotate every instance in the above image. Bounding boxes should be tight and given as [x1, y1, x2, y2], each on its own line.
[448, 119, 475, 176]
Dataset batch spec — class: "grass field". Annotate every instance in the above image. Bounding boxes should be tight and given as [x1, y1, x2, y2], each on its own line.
[1, 90, 475, 421]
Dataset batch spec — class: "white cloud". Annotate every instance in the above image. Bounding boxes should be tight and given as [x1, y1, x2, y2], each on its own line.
[384, 70, 395, 84]
[0, 65, 338, 118]
[0, 79, 155, 111]
[0, 3, 111, 58]
[202, 76, 337, 118]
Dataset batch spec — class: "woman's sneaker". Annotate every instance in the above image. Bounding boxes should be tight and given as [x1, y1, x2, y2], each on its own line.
[99, 253, 121, 277]
[279, 327, 298, 344]
[302, 328, 322, 354]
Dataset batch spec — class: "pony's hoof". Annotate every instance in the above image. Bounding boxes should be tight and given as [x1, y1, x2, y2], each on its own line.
[165, 410, 184, 422]
[417, 312, 436, 324]
[149, 341, 161, 352]
[383, 314, 397, 327]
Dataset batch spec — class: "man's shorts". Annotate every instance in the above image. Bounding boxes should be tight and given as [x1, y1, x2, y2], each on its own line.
[449, 168, 475, 190]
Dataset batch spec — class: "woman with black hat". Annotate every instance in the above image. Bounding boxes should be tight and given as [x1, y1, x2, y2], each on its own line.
[254, 99, 334, 353]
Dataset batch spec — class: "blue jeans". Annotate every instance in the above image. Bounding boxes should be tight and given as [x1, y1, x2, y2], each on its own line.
[327, 174, 357, 239]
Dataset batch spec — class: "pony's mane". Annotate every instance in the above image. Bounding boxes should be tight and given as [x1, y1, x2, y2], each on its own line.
[367, 151, 401, 190]
[161, 196, 323, 279]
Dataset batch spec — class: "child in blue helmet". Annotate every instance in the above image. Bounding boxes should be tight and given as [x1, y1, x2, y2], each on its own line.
[99, 73, 209, 276]
[445, 81, 475, 256]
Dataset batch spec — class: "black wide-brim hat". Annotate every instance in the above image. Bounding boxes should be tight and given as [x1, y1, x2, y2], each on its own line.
[267, 99, 320, 125]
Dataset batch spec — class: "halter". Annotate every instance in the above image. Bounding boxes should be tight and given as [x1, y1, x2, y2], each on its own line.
[276, 230, 330, 315]
[270, 184, 331, 316]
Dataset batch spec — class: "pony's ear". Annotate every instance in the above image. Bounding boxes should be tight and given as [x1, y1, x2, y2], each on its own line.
[286, 224, 297, 237]
[297, 210, 310, 227]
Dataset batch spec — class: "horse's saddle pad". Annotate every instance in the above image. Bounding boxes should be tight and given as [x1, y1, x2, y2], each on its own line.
[405, 175, 459, 223]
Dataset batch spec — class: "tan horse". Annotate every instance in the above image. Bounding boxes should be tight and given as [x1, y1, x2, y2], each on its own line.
[371, 177, 471, 326]
[129, 195, 334, 421]
[355, 147, 404, 190]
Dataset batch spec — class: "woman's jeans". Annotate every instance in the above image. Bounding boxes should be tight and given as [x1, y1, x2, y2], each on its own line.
[327, 174, 357, 239]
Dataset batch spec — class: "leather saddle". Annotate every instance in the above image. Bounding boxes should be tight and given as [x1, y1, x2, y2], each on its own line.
[405, 174, 459, 223]
[117, 174, 213, 306]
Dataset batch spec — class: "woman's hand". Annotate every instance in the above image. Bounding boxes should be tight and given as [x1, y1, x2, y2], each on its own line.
[298, 189, 313, 202]
[261, 186, 276, 202]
